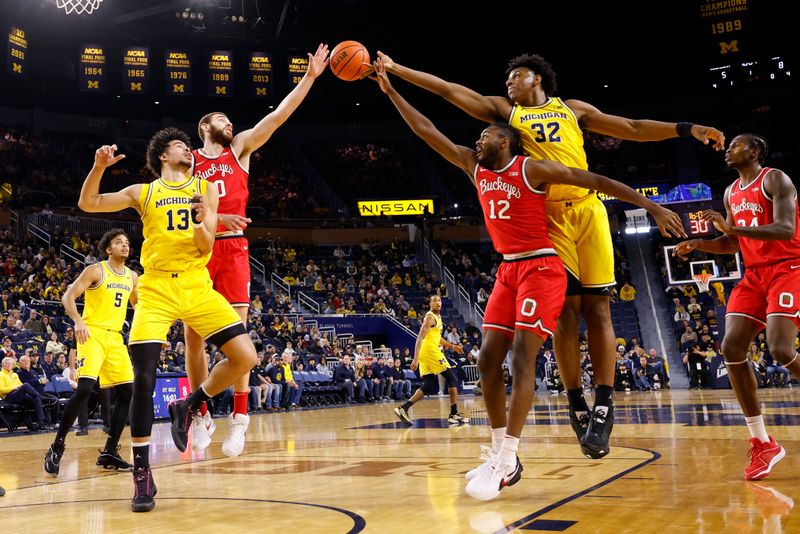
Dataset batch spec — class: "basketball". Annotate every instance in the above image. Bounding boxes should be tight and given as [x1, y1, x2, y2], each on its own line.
[330, 40, 370, 81]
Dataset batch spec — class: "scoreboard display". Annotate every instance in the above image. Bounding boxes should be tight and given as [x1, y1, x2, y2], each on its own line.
[680, 209, 718, 237]
[79, 44, 106, 92]
[123, 46, 149, 94]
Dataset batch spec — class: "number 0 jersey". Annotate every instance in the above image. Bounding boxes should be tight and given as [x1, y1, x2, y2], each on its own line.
[727, 167, 800, 268]
[192, 147, 249, 236]
[82, 261, 133, 331]
[474, 156, 556, 256]
[138, 175, 211, 272]
[508, 97, 589, 202]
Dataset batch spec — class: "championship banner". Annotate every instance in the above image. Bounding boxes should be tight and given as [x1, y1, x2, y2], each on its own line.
[287, 54, 308, 87]
[699, 0, 754, 61]
[357, 199, 434, 217]
[248, 52, 272, 98]
[79, 44, 106, 92]
[165, 49, 191, 95]
[123, 46, 149, 94]
[208, 50, 233, 97]
[7, 26, 26, 77]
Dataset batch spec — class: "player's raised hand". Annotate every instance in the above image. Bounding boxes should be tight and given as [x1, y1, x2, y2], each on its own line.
[376, 51, 395, 71]
[701, 209, 733, 233]
[691, 125, 726, 151]
[306, 43, 330, 79]
[673, 240, 699, 260]
[218, 213, 251, 232]
[190, 194, 209, 224]
[373, 57, 393, 93]
[650, 205, 687, 239]
[94, 144, 125, 168]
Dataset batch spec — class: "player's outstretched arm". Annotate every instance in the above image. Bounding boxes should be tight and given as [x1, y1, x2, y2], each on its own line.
[674, 185, 739, 259]
[566, 99, 725, 150]
[233, 44, 330, 158]
[378, 51, 510, 124]
[190, 183, 219, 255]
[62, 263, 102, 344]
[78, 144, 141, 214]
[527, 158, 686, 238]
[374, 58, 477, 179]
[702, 169, 796, 241]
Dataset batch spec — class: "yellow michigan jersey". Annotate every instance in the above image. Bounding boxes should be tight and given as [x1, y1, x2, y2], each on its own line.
[129, 173, 243, 344]
[76, 261, 134, 387]
[419, 311, 450, 376]
[138, 175, 210, 273]
[508, 97, 589, 202]
[83, 261, 133, 331]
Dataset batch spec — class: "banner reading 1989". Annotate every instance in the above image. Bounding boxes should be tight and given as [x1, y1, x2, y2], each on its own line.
[79, 44, 106, 92]
[123, 47, 149, 94]
[208, 50, 233, 97]
[248, 52, 272, 98]
[165, 49, 191, 95]
[7, 26, 26, 77]
[287, 54, 308, 87]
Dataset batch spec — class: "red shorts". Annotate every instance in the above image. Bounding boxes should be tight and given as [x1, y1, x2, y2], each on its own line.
[207, 236, 251, 307]
[726, 258, 800, 328]
[482, 255, 567, 341]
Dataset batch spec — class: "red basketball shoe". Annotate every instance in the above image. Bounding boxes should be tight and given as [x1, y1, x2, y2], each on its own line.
[744, 436, 785, 480]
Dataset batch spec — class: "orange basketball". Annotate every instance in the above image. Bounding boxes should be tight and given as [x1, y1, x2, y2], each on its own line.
[330, 40, 370, 81]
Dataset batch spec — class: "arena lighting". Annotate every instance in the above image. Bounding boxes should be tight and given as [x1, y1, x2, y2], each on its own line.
[56, 0, 103, 15]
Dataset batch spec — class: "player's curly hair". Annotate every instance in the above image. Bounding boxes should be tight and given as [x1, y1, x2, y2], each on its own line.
[742, 133, 769, 164]
[98, 228, 128, 257]
[146, 127, 192, 177]
[506, 54, 558, 96]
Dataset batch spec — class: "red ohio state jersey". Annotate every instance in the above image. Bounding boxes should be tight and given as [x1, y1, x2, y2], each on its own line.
[192, 147, 249, 235]
[474, 156, 555, 255]
[728, 167, 800, 268]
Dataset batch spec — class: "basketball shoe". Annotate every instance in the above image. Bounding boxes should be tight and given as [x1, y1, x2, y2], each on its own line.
[580, 404, 614, 459]
[221, 413, 249, 457]
[448, 412, 469, 424]
[569, 406, 590, 441]
[43, 441, 65, 476]
[393, 406, 412, 425]
[465, 445, 496, 481]
[191, 410, 216, 452]
[97, 445, 132, 471]
[131, 467, 157, 513]
[168, 399, 194, 452]
[465, 455, 523, 501]
[745, 436, 785, 480]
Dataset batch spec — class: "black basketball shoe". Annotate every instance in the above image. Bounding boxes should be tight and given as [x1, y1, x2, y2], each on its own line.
[97, 445, 132, 471]
[43, 441, 65, 477]
[580, 404, 614, 459]
[168, 399, 193, 452]
[568, 407, 590, 442]
[131, 467, 157, 513]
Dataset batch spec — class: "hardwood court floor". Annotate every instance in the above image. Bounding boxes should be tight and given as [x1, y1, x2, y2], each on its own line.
[1, 389, 799, 533]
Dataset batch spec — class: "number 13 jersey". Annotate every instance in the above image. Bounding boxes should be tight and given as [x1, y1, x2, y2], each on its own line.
[138, 175, 210, 272]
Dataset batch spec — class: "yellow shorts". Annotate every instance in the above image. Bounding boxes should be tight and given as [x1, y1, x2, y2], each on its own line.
[129, 268, 243, 345]
[546, 194, 615, 290]
[77, 327, 133, 388]
[419, 350, 450, 377]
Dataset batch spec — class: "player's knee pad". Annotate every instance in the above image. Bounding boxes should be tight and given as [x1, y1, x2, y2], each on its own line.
[129, 342, 161, 392]
[422, 374, 439, 395]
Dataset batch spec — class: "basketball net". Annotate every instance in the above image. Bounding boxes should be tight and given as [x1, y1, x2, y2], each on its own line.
[56, 0, 103, 15]
[692, 273, 713, 293]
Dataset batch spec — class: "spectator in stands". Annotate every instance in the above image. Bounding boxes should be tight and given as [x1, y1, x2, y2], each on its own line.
[0, 356, 47, 430]
[316, 356, 331, 376]
[390, 358, 411, 399]
[334, 355, 357, 403]
[674, 305, 690, 323]
[354, 360, 372, 402]
[444, 326, 461, 348]
[24, 310, 45, 336]
[647, 348, 669, 387]
[40, 315, 56, 338]
[280, 353, 302, 409]
[619, 282, 636, 302]
[41, 351, 59, 378]
[46, 332, 67, 356]
[763, 349, 790, 387]
[635, 356, 654, 390]
[680, 326, 698, 350]
[370, 356, 391, 400]
[684, 343, 710, 389]
[0, 336, 15, 360]
[264, 355, 284, 411]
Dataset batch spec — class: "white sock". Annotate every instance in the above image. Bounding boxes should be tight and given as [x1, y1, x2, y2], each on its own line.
[491, 427, 506, 453]
[497, 435, 520, 466]
[745, 415, 770, 443]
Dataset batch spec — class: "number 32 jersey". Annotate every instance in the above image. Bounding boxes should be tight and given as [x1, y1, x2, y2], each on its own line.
[474, 155, 556, 255]
[138, 175, 211, 272]
[728, 166, 800, 268]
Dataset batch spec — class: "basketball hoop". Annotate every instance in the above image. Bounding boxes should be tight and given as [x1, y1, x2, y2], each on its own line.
[56, 0, 103, 15]
[693, 273, 713, 293]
